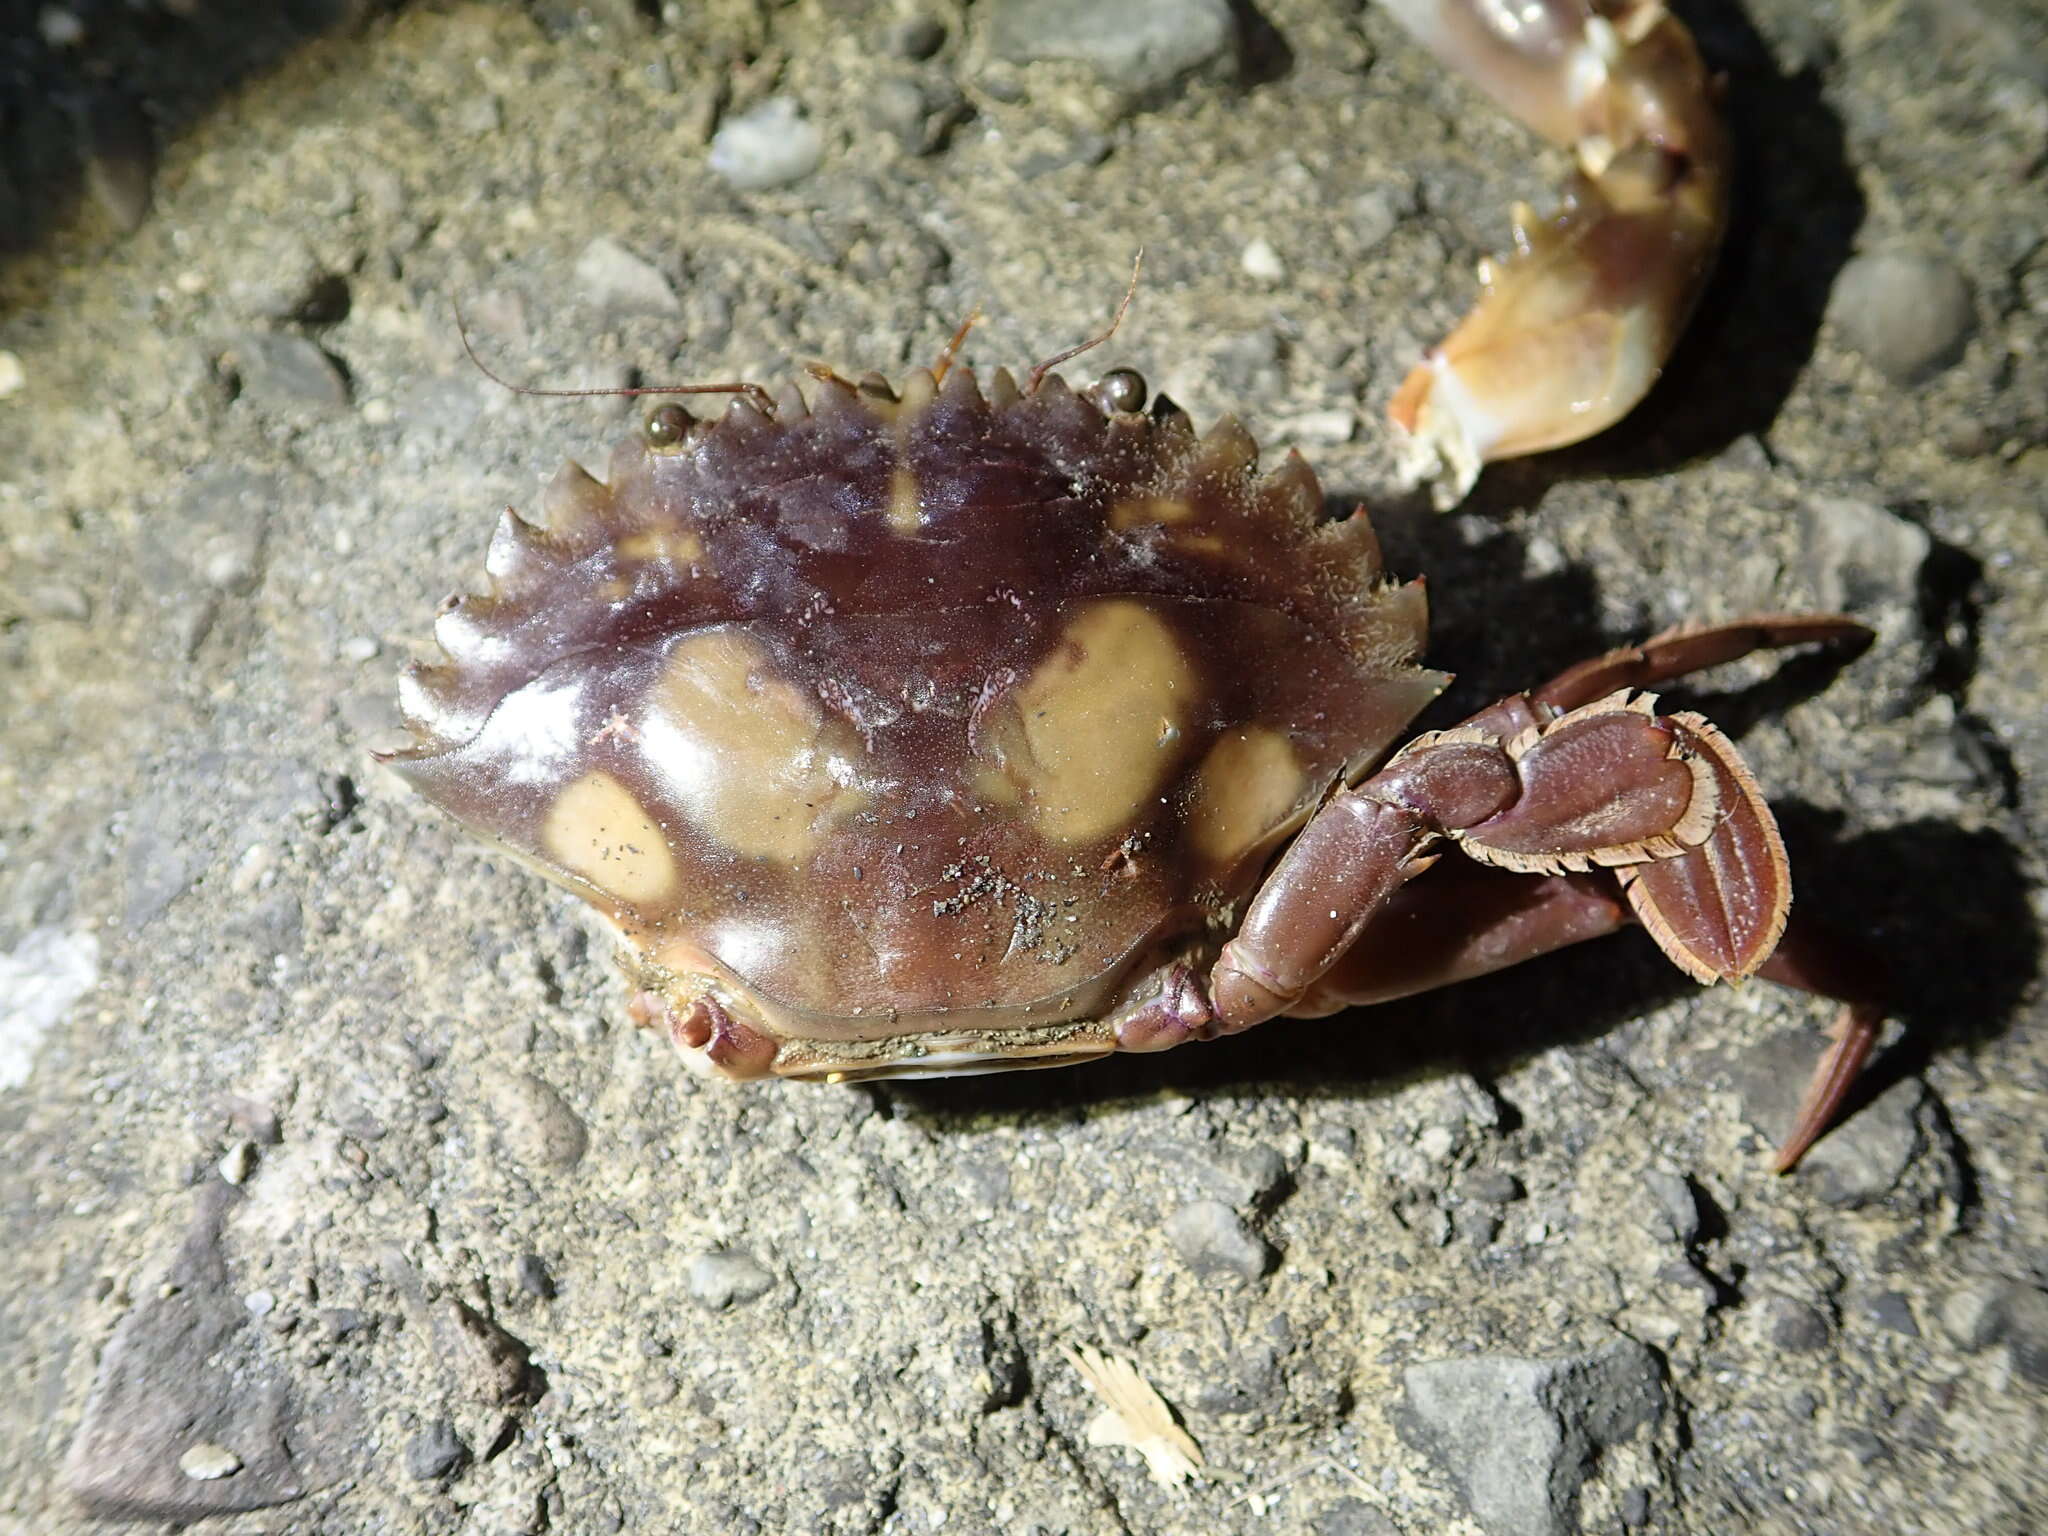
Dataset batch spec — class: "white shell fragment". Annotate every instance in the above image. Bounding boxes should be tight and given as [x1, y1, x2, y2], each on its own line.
[1064, 1342, 1203, 1487]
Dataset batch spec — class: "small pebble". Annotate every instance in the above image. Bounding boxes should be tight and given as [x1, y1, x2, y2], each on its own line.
[218, 1140, 256, 1185]
[1455, 1171, 1522, 1206]
[1640, 1169, 1700, 1247]
[491, 1072, 589, 1169]
[178, 1442, 242, 1480]
[1164, 1199, 1273, 1283]
[575, 236, 679, 317]
[514, 1252, 557, 1299]
[1767, 1298, 1831, 1354]
[219, 332, 350, 415]
[708, 97, 824, 190]
[984, 0, 1235, 96]
[1830, 248, 1975, 386]
[688, 1249, 775, 1310]
[2000, 1285, 2048, 1388]
[1240, 236, 1286, 283]
[1799, 495, 1929, 612]
[0, 350, 24, 397]
[884, 14, 946, 60]
[404, 1418, 471, 1481]
[339, 636, 379, 664]
[1940, 1280, 2008, 1352]
[1865, 1291, 1920, 1338]
[39, 6, 85, 46]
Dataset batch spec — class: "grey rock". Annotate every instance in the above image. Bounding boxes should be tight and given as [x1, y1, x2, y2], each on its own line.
[1168, 1141, 1290, 1210]
[574, 236, 680, 316]
[1454, 1204, 1503, 1245]
[1164, 1199, 1273, 1282]
[318, 1308, 368, 1341]
[1352, 183, 1415, 250]
[1830, 248, 1976, 385]
[1455, 1170, 1522, 1206]
[1640, 1169, 1700, 1247]
[1865, 1291, 1920, 1337]
[1940, 1279, 2010, 1352]
[708, 97, 824, 190]
[1799, 495, 1931, 612]
[985, 0, 1235, 96]
[223, 231, 331, 322]
[514, 1253, 557, 1299]
[491, 1071, 589, 1169]
[1398, 1338, 1664, 1536]
[403, 1419, 469, 1481]
[688, 1249, 776, 1310]
[1999, 1285, 2048, 1388]
[868, 76, 934, 144]
[1767, 1297, 1831, 1354]
[219, 332, 351, 414]
[62, 1188, 310, 1518]
[885, 14, 946, 61]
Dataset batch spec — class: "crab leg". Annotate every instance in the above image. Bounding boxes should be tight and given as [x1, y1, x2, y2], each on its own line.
[1381, 0, 1730, 503]
[1527, 615, 1873, 712]
[1285, 864, 1884, 1169]
[1210, 688, 1777, 1026]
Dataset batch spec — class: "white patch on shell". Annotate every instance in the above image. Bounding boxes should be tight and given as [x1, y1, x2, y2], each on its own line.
[979, 600, 1196, 846]
[1187, 726, 1306, 868]
[541, 769, 678, 905]
[637, 628, 870, 863]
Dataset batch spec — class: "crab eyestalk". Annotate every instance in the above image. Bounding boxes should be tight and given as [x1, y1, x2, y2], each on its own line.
[1381, 0, 1730, 504]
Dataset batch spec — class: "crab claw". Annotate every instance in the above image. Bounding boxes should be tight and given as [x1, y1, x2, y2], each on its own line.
[1381, 0, 1729, 504]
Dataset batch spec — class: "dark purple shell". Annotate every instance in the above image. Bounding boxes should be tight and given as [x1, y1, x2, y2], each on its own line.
[385, 364, 1441, 1077]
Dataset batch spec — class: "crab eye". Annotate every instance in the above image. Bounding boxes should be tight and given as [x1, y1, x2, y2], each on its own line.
[1088, 368, 1148, 416]
[644, 403, 693, 448]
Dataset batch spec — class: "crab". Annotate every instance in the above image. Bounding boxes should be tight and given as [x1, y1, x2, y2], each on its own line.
[380, 0, 1884, 1168]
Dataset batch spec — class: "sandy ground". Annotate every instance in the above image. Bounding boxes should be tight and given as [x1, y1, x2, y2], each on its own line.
[3, 1, 2045, 1532]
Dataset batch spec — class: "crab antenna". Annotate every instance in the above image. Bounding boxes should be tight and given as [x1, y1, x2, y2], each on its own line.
[454, 303, 776, 414]
[1026, 249, 1144, 394]
[932, 307, 984, 386]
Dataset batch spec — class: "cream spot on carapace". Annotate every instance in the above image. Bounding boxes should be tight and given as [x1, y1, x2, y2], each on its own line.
[616, 526, 704, 566]
[541, 770, 677, 906]
[886, 466, 923, 535]
[987, 600, 1196, 845]
[1188, 727, 1306, 867]
[1109, 497, 1195, 530]
[640, 629, 869, 864]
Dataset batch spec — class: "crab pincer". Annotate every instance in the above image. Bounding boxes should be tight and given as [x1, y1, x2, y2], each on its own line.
[1381, 0, 1730, 502]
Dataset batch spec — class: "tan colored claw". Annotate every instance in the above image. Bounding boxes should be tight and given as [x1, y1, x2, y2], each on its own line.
[1381, 0, 1729, 503]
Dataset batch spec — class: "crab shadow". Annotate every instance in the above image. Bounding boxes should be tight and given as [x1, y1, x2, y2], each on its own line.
[1449, 0, 1864, 510]
[889, 811, 2034, 1135]
[0, 0, 396, 262]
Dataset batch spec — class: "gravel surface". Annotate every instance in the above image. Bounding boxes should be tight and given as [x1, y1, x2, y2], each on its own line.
[3, 2, 2045, 1533]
